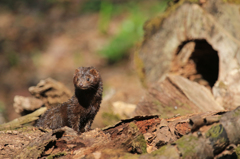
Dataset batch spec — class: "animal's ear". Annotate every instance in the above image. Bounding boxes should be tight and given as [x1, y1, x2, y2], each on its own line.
[74, 68, 80, 76]
[90, 68, 99, 77]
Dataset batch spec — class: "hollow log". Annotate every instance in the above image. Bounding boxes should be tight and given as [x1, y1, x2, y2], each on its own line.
[134, 0, 240, 117]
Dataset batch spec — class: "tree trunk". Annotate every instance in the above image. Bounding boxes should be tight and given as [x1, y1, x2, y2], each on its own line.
[134, 0, 240, 117]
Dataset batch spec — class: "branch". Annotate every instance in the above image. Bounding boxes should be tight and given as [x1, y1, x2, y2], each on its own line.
[0, 107, 47, 131]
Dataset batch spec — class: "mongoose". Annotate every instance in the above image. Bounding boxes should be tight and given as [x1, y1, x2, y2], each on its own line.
[35, 66, 103, 133]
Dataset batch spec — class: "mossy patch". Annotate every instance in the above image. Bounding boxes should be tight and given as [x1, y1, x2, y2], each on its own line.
[153, 99, 162, 106]
[123, 153, 139, 159]
[46, 152, 67, 159]
[175, 135, 199, 158]
[151, 145, 167, 156]
[233, 107, 240, 118]
[143, 0, 199, 43]
[152, 99, 192, 118]
[205, 123, 229, 154]
[235, 145, 240, 158]
[128, 122, 139, 133]
[17, 145, 45, 158]
[4, 126, 38, 134]
[151, 145, 179, 158]
[125, 123, 147, 154]
[205, 124, 225, 139]
[132, 134, 147, 154]
[174, 100, 192, 114]
[134, 48, 147, 88]
[217, 81, 227, 89]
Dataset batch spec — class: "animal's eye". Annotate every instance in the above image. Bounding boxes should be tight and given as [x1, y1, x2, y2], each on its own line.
[87, 78, 90, 81]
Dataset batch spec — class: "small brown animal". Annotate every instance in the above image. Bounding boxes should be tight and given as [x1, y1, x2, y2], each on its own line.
[35, 66, 103, 133]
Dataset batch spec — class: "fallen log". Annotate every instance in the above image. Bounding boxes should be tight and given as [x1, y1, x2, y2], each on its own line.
[1, 105, 240, 158]
[0, 107, 47, 131]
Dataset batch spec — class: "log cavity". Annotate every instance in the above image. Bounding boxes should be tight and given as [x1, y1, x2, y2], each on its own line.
[170, 39, 219, 90]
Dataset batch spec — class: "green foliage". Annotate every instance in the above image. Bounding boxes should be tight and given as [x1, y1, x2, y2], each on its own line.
[0, 0, 169, 64]
[99, 0, 169, 63]
[99, 0, 113, 34]
[80, 0, 102, 13]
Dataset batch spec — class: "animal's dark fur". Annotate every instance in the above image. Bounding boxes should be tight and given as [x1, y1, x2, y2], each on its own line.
[35, 66, 103, 133]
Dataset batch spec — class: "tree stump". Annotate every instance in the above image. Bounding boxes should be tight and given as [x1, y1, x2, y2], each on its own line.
[135, 0, 240, 117]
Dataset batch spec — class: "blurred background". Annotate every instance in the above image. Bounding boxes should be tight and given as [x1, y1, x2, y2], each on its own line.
[0, 0, 169, 127]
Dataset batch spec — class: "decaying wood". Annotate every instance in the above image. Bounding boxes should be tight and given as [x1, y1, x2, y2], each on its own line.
[0, 126, 47, 159]
[0, 107, 47, 131]
[28, 78, 72, 109]
[135, 0, 240, 113]
[3, 78, 72, 131]
[133, 75, 224, 118]
[1, 106, 240, 159]
[13, 96, 43, 115]
[9, 78, 73, 130]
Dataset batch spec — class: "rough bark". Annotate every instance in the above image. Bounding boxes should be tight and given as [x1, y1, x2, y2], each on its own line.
[134, 0, 240, 117]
